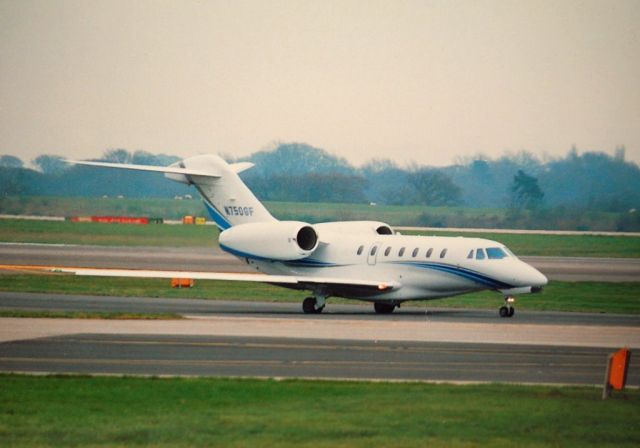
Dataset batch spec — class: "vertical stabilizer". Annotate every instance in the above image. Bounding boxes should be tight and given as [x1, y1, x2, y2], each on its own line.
[173, 155, 275, 229]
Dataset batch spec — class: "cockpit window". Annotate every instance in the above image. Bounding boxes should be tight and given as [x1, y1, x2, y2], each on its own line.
[486, 247, 508, 259]
[467, 249, 474, 259]
[476, 248, 486, 260]
[502, 247, 516, 257]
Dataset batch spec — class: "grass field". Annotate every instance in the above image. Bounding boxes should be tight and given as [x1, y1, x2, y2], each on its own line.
[1, 195, 627, 230]
[0, 195, 502, 223]
[1, 274, 639, 314]
[0, 310, 180, 319]
[2, 218, 640, 257]
[0, 375, 638, 447]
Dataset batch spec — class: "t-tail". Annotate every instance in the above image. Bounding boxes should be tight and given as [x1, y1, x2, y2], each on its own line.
[66, 154, 275, 230]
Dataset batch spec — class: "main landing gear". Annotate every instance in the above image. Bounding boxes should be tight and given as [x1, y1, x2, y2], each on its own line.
[374, 302, 397, 314]
[499, 296, 515, 318]
[302, 296, 325, 314]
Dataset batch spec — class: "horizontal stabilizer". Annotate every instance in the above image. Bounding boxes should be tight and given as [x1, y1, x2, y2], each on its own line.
[52, 267, 400, 292]
[229, 162, 254, 173]
[66, 160, 221, 178]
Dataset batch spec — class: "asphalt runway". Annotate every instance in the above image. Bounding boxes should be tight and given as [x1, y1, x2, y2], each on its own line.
[3, 333, 636, 385]
[2, 291, 640, 327]
[2, 242, 640, 281]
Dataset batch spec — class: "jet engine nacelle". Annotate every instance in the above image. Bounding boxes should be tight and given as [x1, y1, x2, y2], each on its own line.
[219, 221, 319, 261]
[314, 221, 394, 236]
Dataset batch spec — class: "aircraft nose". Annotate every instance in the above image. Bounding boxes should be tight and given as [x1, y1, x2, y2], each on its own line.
[524, 264, 548, 287]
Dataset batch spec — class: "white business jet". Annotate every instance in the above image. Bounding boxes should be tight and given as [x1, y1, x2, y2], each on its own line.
[67, 154, 547, 317]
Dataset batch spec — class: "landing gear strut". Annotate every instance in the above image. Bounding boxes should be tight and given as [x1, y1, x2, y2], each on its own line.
[302, 296, 325, 314]
[499, 296, 515, 318]
[374, 302, 396, 314]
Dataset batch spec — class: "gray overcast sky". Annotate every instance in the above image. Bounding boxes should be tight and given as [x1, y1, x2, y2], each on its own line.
[1, 0, 639, 166]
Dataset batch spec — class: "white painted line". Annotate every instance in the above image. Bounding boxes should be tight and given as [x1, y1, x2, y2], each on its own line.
[0, 242, 81, 247]
[397, 226, 640, 237]
[0, 214, 65, 221]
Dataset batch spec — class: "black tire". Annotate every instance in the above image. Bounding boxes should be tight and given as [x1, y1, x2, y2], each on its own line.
[374, 302, 395, 314]
[508, 306, 515, 317]
[499, 306, 509, 318]
[302, 297, 317, 314]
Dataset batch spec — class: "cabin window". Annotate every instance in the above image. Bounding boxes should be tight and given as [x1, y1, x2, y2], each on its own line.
[440, 248, 448, 258]
[486, 247, 508, 259]
[370, 246, 378, 256]
[476, 248, 486, 260]
[426, 248, 433, 258]
[357, 245, 364, 255]
[384, 246, 392, 256]
[467, 249, 474, 259]
[399, 247, 405, 257]
[412, 248, 419, 257]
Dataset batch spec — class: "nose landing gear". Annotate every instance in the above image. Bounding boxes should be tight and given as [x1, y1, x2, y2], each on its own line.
[499, 296, 515, 318]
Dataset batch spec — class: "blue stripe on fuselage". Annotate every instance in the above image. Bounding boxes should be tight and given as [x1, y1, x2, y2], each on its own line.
[219, 243, 272, 261]
[392, 261, 514, 289]
[203, 200, 232, 230]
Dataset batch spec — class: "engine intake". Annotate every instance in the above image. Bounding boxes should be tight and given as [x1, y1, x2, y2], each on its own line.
[219, 221, 319, 261]
[296, 225, 318, 250]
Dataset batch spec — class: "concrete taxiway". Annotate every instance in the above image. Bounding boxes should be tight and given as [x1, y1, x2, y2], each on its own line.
[2, 242, 640, 281]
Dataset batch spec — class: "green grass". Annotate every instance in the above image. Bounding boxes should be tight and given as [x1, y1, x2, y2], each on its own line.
[0, 375, 638, 447]
[1, 195, 628, 230]
[0, 218, 219, 247]
[2, 218, 640, 257]
[0, 310, 181, 320]
[0, 196, 505, 224]
[1, 274, 639, 314]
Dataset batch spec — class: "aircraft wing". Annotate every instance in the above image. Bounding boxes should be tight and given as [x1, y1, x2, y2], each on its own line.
[52, 267, 400, 292]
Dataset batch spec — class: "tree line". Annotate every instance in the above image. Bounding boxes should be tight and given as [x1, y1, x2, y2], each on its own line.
[1, 143, 639, 217]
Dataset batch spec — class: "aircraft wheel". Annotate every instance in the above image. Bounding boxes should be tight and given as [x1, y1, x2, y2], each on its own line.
[374, 302, 396, 314]
[499, 306, 509, 318]
[303, 297, 322, 314]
